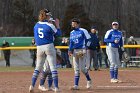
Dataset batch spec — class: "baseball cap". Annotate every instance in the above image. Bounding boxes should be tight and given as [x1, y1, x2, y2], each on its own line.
[91, 26, 97, 30]
[44, 9, 52, 16]
[112, 22, 119, 25]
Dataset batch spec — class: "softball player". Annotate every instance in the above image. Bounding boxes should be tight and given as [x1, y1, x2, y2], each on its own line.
[29, 9, 61, 92]
[68, 18, 92, 90]
[38, 18, 58, 92]
[104, 21, 124, 83]
[38, 55, 53, 91]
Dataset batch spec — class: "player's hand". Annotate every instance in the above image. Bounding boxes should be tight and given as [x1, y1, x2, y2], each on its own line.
[68, 51, 73, 56]
[62, 41, 64, 43]
[114, 39, 119, 43]
[54, 18, 60, 29]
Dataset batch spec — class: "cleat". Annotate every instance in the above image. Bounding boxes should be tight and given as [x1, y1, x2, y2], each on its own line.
[111, 79, 118, 83]
[29, 85, 34, 93]
[115, 79, 122, 83]
[52, 87, 60, 92]
[46, 87, 53, 91]
[38, 85, 47, 91]
[70, 85, 79, 90]
[86, 80, 92, 89]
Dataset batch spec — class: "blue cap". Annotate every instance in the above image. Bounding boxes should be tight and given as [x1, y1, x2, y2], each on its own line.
[91, 26, 97, 30]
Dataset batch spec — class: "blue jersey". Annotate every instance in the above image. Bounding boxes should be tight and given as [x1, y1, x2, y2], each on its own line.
[104, 29, 123, 48]
[34, 20, 61, 46]
[69, 28, 91, 51]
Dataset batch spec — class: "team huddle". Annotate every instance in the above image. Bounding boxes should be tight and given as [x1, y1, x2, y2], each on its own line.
[29, 9, 124, 93]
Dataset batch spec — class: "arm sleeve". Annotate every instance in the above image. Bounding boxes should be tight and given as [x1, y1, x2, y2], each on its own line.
[119, 37, 123, 47]
[50, 24, 62, 36]
[54, 29, 62, 36]
[68, 34, 74, 52]
[82, 29, 91, 39]
[104, 31, 114, 43]
[82, 29, 91, 47]
[119, 32, 124, 47]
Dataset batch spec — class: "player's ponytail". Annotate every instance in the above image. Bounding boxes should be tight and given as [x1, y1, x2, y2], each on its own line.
[38, 9, 52, 22]
[38, 9, 47, 21]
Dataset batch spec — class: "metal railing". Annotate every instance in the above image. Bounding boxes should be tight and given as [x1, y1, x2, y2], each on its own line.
[0, 45, 140, 50]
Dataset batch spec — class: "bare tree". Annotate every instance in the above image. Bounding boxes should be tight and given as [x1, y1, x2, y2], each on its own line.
[0, 0, 140, 37]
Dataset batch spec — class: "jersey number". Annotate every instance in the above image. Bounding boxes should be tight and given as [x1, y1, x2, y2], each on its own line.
[74, 39, 79, 43]
[38, 28, 44, 38]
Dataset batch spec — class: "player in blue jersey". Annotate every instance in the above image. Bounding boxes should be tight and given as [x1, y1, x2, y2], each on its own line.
[38, 18, 56, 92]
[38, 57, 53, 91]
[29, 9, 61, 93]
[104, 22, 124, 83]
[68, 18, 92, 90]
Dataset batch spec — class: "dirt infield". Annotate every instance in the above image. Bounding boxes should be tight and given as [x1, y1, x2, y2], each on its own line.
[0, 69, 140, 93]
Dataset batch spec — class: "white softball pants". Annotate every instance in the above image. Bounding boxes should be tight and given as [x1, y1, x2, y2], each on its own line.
[73, 49, 88, 76]
[35, 43, 57, 77]
[106, 46, 121, 67]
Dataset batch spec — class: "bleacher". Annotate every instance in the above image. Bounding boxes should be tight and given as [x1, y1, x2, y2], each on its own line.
[127, 56, 140, 67]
